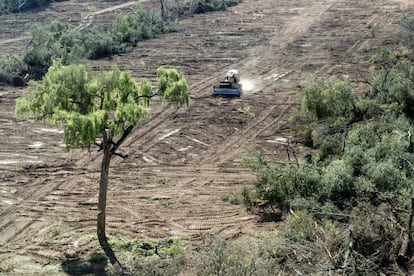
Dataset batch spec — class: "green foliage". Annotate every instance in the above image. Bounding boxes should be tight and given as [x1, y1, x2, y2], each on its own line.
[10, 0, 243, 82]
[169, 0, 242, 17]
[194, 237, 267, 276]
[290, 78, 363, 146]
[83, 28, 116, 60]
[313, 128, 346, 162]
[0, 0, 65, 14]
[242, 151, 322, 211]
[111, 10, 170, 52]
[192, 0, 242, 13]
[108, 236, 187, 275]
[399, 17, 414, 49]
[321, 159, 355, 208]
[192, 218, 347, 275]
[157, 67, 189, 108]
[350, 203, 402, 272]
[367, 44, 414, 118]
[0, 53, 26, 85]
[222, 192, 241, 205]
[16, 61, 189, 150]
[301, 77, 357, 121]
[23, 21, 84, 79]
[241, 186, 251, 205]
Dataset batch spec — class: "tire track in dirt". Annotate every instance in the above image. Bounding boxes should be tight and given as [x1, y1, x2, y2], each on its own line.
[99, 164, 257, 242]
[0, 167, 79, 245]
[198, 103, 291, 165]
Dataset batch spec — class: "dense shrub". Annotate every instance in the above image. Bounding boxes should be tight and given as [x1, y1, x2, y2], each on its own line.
[400, 17, 414, 49]
[83, 28, 116, 59]
[23, 21, 84, 79]
[193, 0, 242, 13]
[301, 78, 357, 121]
[193, 237, 276, 276]
[369, 58, 414, 117]
[0, 54, 26, 85]
[111, 10, 170, 53]
[242, 151, 322, 212]
[0, 0, 67, 14]
[169, 0, 242, 17]
[289, 78, 364, 146]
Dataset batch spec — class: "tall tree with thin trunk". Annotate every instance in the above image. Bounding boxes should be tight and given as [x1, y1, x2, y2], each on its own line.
[15, 60, 189, 270]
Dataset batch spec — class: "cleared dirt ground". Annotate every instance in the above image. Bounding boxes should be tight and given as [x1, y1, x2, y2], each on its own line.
[0, 0, 412, 273]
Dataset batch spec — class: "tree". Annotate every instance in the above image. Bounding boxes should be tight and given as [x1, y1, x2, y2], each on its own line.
[15, 60, 189, 271]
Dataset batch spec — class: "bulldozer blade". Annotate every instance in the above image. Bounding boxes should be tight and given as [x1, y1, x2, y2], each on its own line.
[212, 88, 241, 97]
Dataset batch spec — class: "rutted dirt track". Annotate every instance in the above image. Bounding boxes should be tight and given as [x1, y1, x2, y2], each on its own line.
[0, 0, 412, 272]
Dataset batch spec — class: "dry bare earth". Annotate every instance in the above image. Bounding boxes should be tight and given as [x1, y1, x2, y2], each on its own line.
[0, 0, 412, 273]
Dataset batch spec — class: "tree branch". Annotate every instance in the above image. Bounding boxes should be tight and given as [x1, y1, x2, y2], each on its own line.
[111, 125, 134, 155]
[135, 93, 159, 101]
[95, 142, 103, 152]
[112, 152, 128, 159]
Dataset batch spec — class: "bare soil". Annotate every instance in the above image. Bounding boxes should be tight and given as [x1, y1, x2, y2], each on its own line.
[0, 0, 412, 273]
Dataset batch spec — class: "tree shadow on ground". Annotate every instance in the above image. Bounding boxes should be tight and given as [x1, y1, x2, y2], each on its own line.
[61, 253, 108, 276]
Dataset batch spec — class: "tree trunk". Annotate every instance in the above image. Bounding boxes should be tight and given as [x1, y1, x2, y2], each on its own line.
[97, 139, 111, 239]
[96, 132, 123, 273]
[160, 0, 166, 20]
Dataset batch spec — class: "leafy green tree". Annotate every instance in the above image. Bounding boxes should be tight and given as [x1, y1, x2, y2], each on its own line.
[23, 21, 84, 79]
[15, 61, 189, 269]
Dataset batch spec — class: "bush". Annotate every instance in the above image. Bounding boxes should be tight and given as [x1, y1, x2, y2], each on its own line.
[192, 213, 347, 275]
[169, 0, 242, 17]
[0, 0, 68, 14]
[321, 159, 355, 208]
[23, 21, 84, 79]
[193, 0, 242, 13]
[242, 150, 322, 212]
[0, 54, 26, 85]
[400, 17, 414, 49]
[368, 47, 414, 117]
[111, 10, 171, 53]
[301, 78, 357, 121]
[290, 78, 362, 146]
[313, 127, 346, 162]
[193, 236, 276, 276]
[83, 28, 116, 59]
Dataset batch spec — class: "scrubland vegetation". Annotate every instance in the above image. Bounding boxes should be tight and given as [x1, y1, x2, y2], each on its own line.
[0, 0, 242, 85]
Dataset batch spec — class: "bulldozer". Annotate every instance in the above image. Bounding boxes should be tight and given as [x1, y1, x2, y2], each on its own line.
[212, 69, 242, 97]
